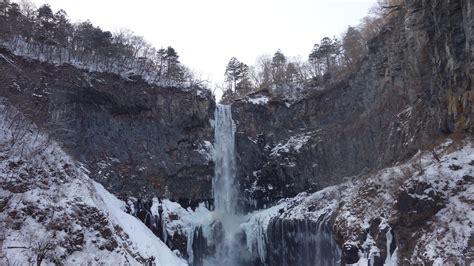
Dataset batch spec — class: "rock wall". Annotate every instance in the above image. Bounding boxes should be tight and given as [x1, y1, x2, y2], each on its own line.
[265, 217, 341, 266]
[232, 0, 473, 208]
[0, 47, 216, 201]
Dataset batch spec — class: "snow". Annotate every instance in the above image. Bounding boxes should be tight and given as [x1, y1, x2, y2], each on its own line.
[0, 99, 186, 265]
[270, 132, 314, 157]
[242, 138, 473, 265]
[336, 139, 473, 264]
[247, 95, 269, 105]
[146, 198, 214, 264]
[93, 183, 187, 266]
[195, 140, 213, 162]
[408, 143, 474, 263]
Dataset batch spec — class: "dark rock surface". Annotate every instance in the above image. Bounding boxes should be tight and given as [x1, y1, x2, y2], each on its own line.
[0, 47, 216, 201]
[232, 0, 473, 209]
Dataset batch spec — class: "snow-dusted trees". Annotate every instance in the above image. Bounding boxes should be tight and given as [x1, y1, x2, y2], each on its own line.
[0, 1, 197, 86]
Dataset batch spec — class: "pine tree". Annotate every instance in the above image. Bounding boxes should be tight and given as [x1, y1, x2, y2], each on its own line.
[164, 46, 180, 80]
[36, 4, 55, 43]
[309, 37, 341, 75]
[224, 57, 248, 91]
[271, 49, 287, 84]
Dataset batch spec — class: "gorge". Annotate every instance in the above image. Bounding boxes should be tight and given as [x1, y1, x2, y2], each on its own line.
[0, 0, 473, 265]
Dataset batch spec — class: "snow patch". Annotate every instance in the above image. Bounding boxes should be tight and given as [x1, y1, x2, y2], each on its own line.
[247, 95, 269, 105]
[270, 132, 314, 157]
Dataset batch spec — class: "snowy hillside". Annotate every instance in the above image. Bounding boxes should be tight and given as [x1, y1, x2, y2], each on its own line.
[0, 99, 186, 265]
[240, 139, 473, 264]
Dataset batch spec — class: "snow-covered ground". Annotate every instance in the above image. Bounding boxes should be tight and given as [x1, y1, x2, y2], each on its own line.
[151, 199, 214, 263]
[0, 99, 186, 265]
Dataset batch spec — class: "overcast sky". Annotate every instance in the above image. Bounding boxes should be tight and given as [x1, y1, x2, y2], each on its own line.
[28, 0, 376, 87]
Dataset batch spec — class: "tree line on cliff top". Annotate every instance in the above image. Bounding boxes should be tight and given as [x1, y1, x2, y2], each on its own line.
[221, 0, 404, 102]
[0, 0, 199, 87]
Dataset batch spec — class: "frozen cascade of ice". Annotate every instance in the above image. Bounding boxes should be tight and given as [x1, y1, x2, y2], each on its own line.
[264, 215, 341, 266]
[384, 230, 398, 266]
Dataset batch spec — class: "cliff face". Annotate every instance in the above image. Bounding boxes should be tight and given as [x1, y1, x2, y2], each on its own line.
[0, 47, 216, 202]
[232, 0, 473, 208]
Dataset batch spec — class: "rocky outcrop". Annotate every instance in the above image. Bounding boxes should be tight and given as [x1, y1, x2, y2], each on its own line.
[239, 140, 473, 265]
[0, 47, 216, 201]
[232, 0, 473, 208]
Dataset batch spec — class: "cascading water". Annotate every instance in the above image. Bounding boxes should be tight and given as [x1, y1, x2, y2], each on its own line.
[213, 104, 238, 216]
[188, 104, 341, 266]
[205, 104, 245, 266]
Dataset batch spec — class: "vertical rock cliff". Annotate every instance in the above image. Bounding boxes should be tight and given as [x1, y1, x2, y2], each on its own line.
[231, 0, 473, 208]
[0, 47, 216, 202]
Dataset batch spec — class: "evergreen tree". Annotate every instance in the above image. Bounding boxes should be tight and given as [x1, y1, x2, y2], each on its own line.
[224, 57, 248, 91]
[309, 37, 341, 75]
[164, 46, 181, 80]
[53, 9, 71, 48]
[271, 49, 287, 84]
[36, 4, 55, 43]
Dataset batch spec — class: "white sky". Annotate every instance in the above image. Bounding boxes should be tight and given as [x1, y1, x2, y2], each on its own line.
[28, 0, 376, 87]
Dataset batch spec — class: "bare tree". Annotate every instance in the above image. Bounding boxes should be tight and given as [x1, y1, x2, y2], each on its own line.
[32, 238, 55, 266]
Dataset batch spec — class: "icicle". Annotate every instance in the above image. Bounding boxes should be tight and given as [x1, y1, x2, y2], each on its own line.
[384, 229, 398, 266]
[186, 225, 195, 264]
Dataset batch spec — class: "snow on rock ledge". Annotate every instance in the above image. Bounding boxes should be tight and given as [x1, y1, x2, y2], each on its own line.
[270, 131, 316, 157]
[247, 95, 269, 105]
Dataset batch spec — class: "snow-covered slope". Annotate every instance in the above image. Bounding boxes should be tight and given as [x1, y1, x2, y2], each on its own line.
[241, 138, 473, 265]
[333, 139, 473, 264]
[0, 99, 186, 265]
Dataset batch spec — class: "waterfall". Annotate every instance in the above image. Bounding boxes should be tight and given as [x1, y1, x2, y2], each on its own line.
[186, 104, 341, 266]
[213, 104, 238, 215]
[205, 104, 245, 266]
